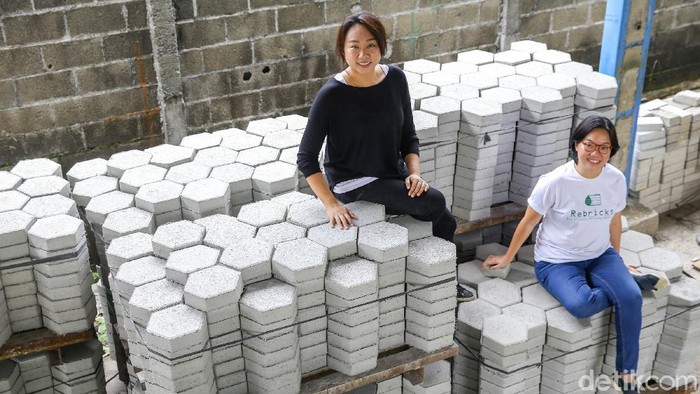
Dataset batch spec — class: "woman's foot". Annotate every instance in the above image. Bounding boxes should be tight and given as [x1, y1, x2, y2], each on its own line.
[615, 377, 639, 394]
[457, 284, 475, 302]
[629, 269, 669, 291]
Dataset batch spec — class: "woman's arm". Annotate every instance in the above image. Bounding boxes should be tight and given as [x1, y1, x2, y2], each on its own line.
[609, 212, 622, 252]
[482, 206, 543, 270]
[404, 153, 428, 198]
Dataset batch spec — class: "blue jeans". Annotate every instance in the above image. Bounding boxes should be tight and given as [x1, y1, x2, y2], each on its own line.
[534, 247, 642, 373]
[335, 178, 457, 242]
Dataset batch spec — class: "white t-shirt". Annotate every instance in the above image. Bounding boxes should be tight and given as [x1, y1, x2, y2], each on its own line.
[528, 161, 627, 263]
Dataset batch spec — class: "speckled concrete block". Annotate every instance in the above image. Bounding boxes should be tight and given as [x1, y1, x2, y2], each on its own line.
[114, 256, 166, 299]
[219, 238, 273, 284]
[546, 306, 592, 346]
[270, 191, 314, 208]
[151, 220, 205, 259]
[119, 165, 167, 194]
[510, 40, 547, 54]
[537, 73, 577, 98]
[252, 162, 297, 196]
[460, 97, 502, 128]
[210, 162, 254, 198]
[180, 132, 222, 151]
[409, 83, 438, 109]
[406, 236, 456, 282]
[343, 201, 385, 227]
[106, 150, 152, 178]
[521, 85, 563, 113]
[246, 118, 287, 137]
[165, 161, 212, 185]
[668, 276, 700, 307]
[11, 158, 62, 180]
[85, 191, 134, 226]
[165, 244, 220, 285]
[285, 199, 327, 230]
[422, 70, 460, 88]
[27, 214, 84, 253]
[255, 222, 306, 246]
[516, 61, 554, 78]
[457, 50, 494, 65]
[240, 278, 297, 334]
[220, 132, 262, 152]
[620, 230, 655, 253]
[457, 260, 489, 290]
[237, 200, 286, 228]
[358, 222, 408, 263]
[0, 171, 21, 192]
[193, 214, 255, 250]
[420, 96, 461, 125]
[135, 179, 183, 218]
[639, 247, 683, 280]
[16, 175, 69, 199]
[522, 283, 561, 311]
[0, 191, 30, 215]
[194, 146, 238, 168]
[105, 232, 153, 270]
[478, 278, 521, 308]
[22, 194, 78, 219]
[71, 176, 119, 207]
[128, 279, 184, 326]
[439, 83, 479, 102]
[480, 87, 522, 114]
[441, 61, 478, 76]
[479, 62, 516, 79]
[0, 210, 35, 249]
[236, 146, 280, 167]
[184, 265, 242, 313]
[262, 129, 303, 150]
[145, 144, 196, 169]
[146, 304, 208, 357]
[272, 238, 327, 285]
[576, 72, 617, 100]
[102, 207, 155, 244]
[459, 72, 499, 92]
[498, 74, 537, 91]
[387, 215, 432, 241]
[413, 110, 438, 140]
[51, 339, 106, 393]
[307, 224, 357, 261]
[181, 178, 231, 218]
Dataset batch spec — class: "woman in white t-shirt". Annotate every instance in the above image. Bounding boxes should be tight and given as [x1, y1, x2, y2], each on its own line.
[482, 115, 667, 394]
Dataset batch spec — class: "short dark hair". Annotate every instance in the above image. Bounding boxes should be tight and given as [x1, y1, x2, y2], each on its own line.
[570, 115, 620, 163]
[335, 11, 387, 66]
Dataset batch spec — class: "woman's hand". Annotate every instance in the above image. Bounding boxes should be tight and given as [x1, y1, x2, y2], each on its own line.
[326, 203, 356, 230]
[482, 255, 512, 271]
[405, 174, 429, 198]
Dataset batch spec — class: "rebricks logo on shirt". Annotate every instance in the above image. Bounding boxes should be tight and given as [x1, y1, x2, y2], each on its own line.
[569, 194, 615, 220]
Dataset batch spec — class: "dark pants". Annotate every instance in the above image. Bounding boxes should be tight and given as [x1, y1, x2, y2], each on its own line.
[335, 178, 457, 242]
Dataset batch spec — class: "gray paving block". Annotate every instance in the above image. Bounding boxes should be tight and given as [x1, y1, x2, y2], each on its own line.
[270, 191, 314, 208]
[146, 304, 208, 357]
[520, 85, 563, 113]
[22, 194, 78, 220]
[114, 256, 167, 297]
[283, 199, 330, 232]
[413, 110, 438, 140]
[134, 180, 183, 215]
[503, 261, 538, 288]
[516, 61, 554, 78]
[102, 207, 155, 243]
[386, 215, 432, 241]
[502, 302, 546, 338]
[272, 238, 327, 284]
[195, 215, 255, 250]
[478, 278, 521, 308]
[220, 131, 262, 151]
[532, 49, 571, 65]
[494, 49, 531, 66]
[546, 306, 592, 342]
[522, 283, 561, 311]
[509, 40, 547, 54]
[441, 61, 478, 76]
[237, 200, 286, 228]
[235, 146, 280, 167]
[480, 87, 522, 113]
[0, 210, 34, 247]
[423, 70, 460, 88]
[165, 244, 220, 285]
[403, 59, 441, 74]
[456, 299, 501, 340]
[536, 73, 577, 98]
[326, 257, 378, 301]
[457, 49, 494, 65]
[164, 161, 212, 186]
[181, 178, 230, 213]
[498, 74, 537, 91]
[0, 191, 31, 215]
[439, 83, 479, 102]
[409, 83, 438, 108]
[276, 114, 308, 131]
[326, 352, 376, 377]
[85, 190, 134, 226]
[262, 129, 303, 150]
[576, 72, 617, 99]
[11, 158, 62, 180]
[668, 276, 700, 307]
[106, 232, 153, 269]
[306, 223, 357, 260]
[479, 62, 516, 79]
[459, 72, 499, 91]
[358, 222, 408, 263]
[219, 238, 273, 284]
[128, 279, 184, 326]
[481, 314, 529, 357]
[71, 175, 120, 208]
[27, 214, 83, 252]
[246, 118, 287, 137]
[553, 61, 593, 77]
[639, 247, 683, 279]
[145, 144, 196, 169]
[0, 171, 21, 192]
[516, 244, 535, 265]
[194, 146, 238, 168]
[239, 278, 297, 328]
[17, 175, 70, 198]
[460, 97, 502, 127]
[180, 132, 222, 151]
[119, 164, 167, 194]
[255, 222, 306, 246]
[106, 150, 152, 178]
[151, 220, 205, 259]
[406, 236, 456, 278]
[66, 162, 106, 187]
[418, 96, 462, 125]
[184, 265, 243, 312]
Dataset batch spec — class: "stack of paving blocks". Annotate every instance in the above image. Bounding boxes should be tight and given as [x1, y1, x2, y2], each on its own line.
[52, 339, 106, 393]
[572, 71, 618, 126]
[674, 90, 700, 201]
[0, 360, 24, 393]
[403, 360, 451, 394]
[16, 352, 53, 393]
[240, 279, 300, 393]
[629, 115, 665, 204]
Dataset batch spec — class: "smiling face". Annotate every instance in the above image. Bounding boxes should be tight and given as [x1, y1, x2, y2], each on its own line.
[574, 127, 612, 178]
[343, 24, 381, 79]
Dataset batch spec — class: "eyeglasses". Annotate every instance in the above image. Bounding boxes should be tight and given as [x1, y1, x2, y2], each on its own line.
[580, 140, 611, 155]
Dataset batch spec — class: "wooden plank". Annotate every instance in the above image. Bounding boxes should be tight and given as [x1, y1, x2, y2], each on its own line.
[0, 328, 94, 361]
[300, 344, 458, 393]
[455, 203, 526, 235]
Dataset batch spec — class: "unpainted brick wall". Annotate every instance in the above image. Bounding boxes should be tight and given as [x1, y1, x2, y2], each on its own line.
[0, 0, 698, 169]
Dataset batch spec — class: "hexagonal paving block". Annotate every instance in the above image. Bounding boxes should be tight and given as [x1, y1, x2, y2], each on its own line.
[0, 190, 30, 213]
[194, 214, 256, 249]
[575, 72, 617, 99]
[502, 302, 546, 338]
[71, 176, 118, 207]
[219, 238, 274, 284]
[498, 74, 537, 91]
[255, 222, 306, 246]
[27, 214, 84, 252]
[272, 238, 327, 284]
[239, 278, 297, 327]
[128, 279, 184, 326]
[478, 62, 516, 79]
[119, 165, 168, 194]
[237, 200, 286, 228]
[404, 59, 441, 74]
[101, 207, 155, 243]
[286, 199, 328, 229]
[107, 150, 153, 178]
[252, 162, 297, 195]
[145, 144, 196, 169]
[440, 61, 478, 76]
[477, 278, 521, 308]
[66, 158, 108, 186]
[114, 255, 166, 297]
[344, 201, 385, 227]
[135, 180, 183, 214]
[554, 61, 594, 77]
[181, 178, 230, 214]
[262, 129, 303, 150]
[480, 87, 522, 114]
[235, 146, 280, 167]
[209, 163, 254, 195]
[278, 146, 298, 165]
[164, 161, 212, 185]
[515, 61, 554, 78]
[456, 49, 494, 65]
[510, 40, 547, 54]
[358, 222, 408, 263]
[11, 158, 62, 180]
[276, 114, 308, 131]
[270, 191, 314, 208]
[0, 171, 22, 191]
[459, 72, 499, 92]
[460, 97, 502, 127]
[146, 304, 208, 356]
[165, 244, 220, 285]
[105, 232, 153, 269]
[621, 230, 655, 253]
[494, 50, 531, 66]
[668, 276, 700, 307]
[212, 127, 246, 139]
[481, 314, 528, 356]
[220, 133, 262, 151]
[638, 247, 683, 280]
[407, 236, 456, 278]
[325, 257, 377, 301]
[386, 215, 432, 241]
[422, 70, 460, 87]
[439, 83, 479, 102]
[503, 261, 537, 288]
[536, 73, 577, 98]
[194, 146, 238, 168]
[545, 306, 592, 343]
[151, 220, 205, 259]
[520, 85, 563, 113]
[456, 299, 501, 335]
[85, 191, 134, 226]
[17, 175, 70, 198]
[22, 194, 78, 219]
[180, 132, 222, 151]
[0, 210, 35, 246]
[619, 248, 640, 268]
[306, 224, 357, 261]
[246, 118, 287, 137]
[532, 49, 571, 65]
[185, 265, 243, 311]
[420, 96, 461, 124]
[522, 283, 561, 311]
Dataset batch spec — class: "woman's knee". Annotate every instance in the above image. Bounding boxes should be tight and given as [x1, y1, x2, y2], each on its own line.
[564, 298, 599, 319]
[616, 285, 643, 309]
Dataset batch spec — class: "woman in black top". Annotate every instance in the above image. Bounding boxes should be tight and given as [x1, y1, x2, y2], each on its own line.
[297, 11, 457, 242]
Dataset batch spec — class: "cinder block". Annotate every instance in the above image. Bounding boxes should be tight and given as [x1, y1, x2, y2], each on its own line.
[105, 232, 153, 269]
[151, 220, 205, 259]
[272, 238, 327, 284]
[128, 279, 184, 326]
[219, 238, 273, 284]
[220, 132, 262, 151]
[194, 146, 238, 168]
[106, 150, 152, 178]
[102, 207, 155, 243]
[180, 132, 222, 151]
[145, 144, 196, 169]
[135, 180, 183, 214]
[358, 222, 408, 263]
[236, 146, 280, 167]
[11, 158, 62, 180]
[71, 175, 118, 207]
[252, 162, 297, 195]
[165, 244, 220, 285]
[22, 194, 78, 219]
[457, 49, 494, 65]
[185, 265, 243, 312]
[119, 165, 167, 194]
[165, 161, 212, 185]
[246, 118, 287, 137]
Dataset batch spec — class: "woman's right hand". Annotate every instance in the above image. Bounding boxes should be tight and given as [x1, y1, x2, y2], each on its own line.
[482, 255, 512, 271]
[326, 203, 356, 230]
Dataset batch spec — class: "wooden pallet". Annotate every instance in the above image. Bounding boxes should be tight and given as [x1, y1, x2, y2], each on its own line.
[300, 344, 458, 393]
[0, 327, 95, 362]
[455, 202, 526, 234]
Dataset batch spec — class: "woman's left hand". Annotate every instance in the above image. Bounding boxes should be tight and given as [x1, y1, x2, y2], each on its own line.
[405, 174, 429, 198]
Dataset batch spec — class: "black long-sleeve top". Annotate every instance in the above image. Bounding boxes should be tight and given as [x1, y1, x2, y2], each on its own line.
[297, 65, 420, 190]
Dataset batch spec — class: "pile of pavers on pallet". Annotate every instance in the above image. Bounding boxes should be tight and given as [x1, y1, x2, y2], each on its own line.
[0, 158, 106, 392]
[630, 89, 700, 212]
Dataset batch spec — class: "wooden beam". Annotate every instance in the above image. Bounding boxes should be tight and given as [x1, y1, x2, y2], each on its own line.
[455, 202, 526, 235]
[0, 328, 94, 361]
[300, 344, 458, 393]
